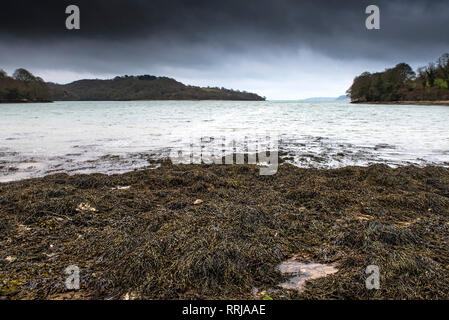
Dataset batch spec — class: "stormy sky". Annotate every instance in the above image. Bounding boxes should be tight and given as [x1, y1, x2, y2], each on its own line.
[1, 0, 448, 99]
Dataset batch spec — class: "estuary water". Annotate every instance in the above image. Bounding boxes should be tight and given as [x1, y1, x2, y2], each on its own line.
[1, 100, 449, 182]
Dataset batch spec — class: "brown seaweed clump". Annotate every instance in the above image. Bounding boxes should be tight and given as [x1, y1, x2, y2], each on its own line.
[0, 161, 448, 299]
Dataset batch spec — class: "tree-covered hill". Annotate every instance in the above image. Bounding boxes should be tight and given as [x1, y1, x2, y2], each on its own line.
[347, 54, 449, 103]
[47, 75, 265, 101]
[1, 70, 265, 102]
[0, 69, 51, 102]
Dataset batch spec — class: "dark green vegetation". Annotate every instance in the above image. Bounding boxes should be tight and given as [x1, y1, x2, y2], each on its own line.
[0, 69, 51, 103]
[1, 69, 264, 102]
[48, 75, 265, 101]
[348, 54, 449, 103]
[1, 162, 448, 299]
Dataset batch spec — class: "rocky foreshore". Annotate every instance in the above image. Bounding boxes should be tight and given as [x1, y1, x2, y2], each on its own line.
[1, 162, 448, 300]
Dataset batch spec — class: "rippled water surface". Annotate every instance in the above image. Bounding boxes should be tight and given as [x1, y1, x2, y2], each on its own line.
[1, 100, 449, 182]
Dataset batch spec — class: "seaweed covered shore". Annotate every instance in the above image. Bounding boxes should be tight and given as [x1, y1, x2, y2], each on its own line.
[1, 161, 448, 300]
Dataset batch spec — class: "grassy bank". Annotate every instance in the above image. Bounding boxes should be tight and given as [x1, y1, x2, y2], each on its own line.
[1, 162, 448, 299]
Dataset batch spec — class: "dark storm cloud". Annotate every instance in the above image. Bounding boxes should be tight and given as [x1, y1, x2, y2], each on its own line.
[2, 0, 448, 53]
[1, 0, 448, 98]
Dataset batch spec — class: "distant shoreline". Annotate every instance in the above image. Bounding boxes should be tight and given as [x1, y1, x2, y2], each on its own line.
[0, 100, 53, 104]
[351, 100, 449, 106]
[3, 100, 449, 106]
[0, 99, 264, 104]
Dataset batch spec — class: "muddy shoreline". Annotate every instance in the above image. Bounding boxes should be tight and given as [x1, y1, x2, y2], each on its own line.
[1, 162, 448, 300]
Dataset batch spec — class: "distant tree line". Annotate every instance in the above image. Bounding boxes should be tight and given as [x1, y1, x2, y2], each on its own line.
[48, 75, 265, 101]
[1, 70, 265, 102]
[347, 54, 449, 102]
[0, 68, 51, 102]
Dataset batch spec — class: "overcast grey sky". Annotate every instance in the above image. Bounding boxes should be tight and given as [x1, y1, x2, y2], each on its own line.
[1, 0, 448, 99]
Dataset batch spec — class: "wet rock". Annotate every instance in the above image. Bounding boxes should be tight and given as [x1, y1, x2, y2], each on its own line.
[278, 257, 338, 292]
[123, 292, 139, 300]
[111, 186, 131, 190]
[76, 203, 97, 213]
[5, 256, 17, 263]
[17, 224, 31, 233]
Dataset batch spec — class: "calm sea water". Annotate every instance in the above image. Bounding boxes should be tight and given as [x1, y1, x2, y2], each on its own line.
[1, 100, 449, 182]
